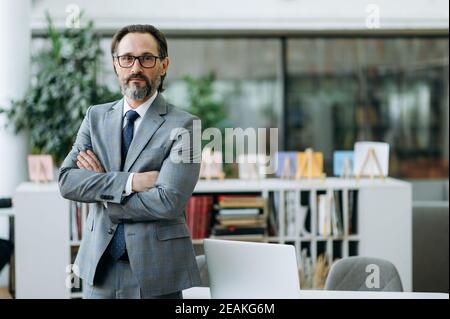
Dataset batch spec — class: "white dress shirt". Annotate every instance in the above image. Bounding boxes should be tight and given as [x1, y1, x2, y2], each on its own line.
[122, 91, 158, 196]
[103, 91, 158, 208]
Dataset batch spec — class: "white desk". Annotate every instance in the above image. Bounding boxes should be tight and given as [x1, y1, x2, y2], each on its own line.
[182, 287, 449, 299]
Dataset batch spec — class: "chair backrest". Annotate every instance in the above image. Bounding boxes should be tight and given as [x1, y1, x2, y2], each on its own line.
[325, 256, 403, 292]
[195, 255, 210, 287]
[0, 239, 13, 272]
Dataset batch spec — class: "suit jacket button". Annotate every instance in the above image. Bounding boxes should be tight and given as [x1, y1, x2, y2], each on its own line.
[108, 228, 114, 235]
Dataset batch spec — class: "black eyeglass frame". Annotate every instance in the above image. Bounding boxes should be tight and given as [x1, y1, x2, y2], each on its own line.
[113, 54, 163, 68]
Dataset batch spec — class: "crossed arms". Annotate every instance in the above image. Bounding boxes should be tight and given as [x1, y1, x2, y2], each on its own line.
[75, 149, 159, 193]
[58, 106, 201, 223]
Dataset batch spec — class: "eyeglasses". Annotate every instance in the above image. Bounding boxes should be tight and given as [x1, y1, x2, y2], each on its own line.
[114, 54, 162, 68]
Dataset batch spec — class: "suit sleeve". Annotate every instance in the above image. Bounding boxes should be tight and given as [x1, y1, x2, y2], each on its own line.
[106, 116, 201, 222]
[58, 106, 130, 204]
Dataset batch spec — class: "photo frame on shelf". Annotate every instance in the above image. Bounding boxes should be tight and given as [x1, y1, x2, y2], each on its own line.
[296, 148, 325, 179]
[333, 151, 354, 178]
[199, 147, 225, 180]
[238, 154, 269, 180]
[275, 151, 297, 179]
[27, 155, 54, 183]
[353, 142, 389, 179]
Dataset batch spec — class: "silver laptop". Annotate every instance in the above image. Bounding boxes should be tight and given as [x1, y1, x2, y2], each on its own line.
[204, 239, 300, 299]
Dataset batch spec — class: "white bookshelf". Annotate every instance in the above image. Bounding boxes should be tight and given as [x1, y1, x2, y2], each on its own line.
[13, 177, 412, 298]
[14, 183, 71, 298]
[193, 177, 412, 291]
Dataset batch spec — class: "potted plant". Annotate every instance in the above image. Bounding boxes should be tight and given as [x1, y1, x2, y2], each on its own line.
[183, 72, 234, 177]
[0, 13, 120, 176]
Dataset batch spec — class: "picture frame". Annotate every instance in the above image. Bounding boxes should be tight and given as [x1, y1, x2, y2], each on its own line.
[353, 142, 389, 178]
[275, 151, 298, 179]
[238, 154, 269, 180]
[27, 155, 54, 183]
[199, 147, 225, 179]
[296, 149, 324, 179]
[333, 151, 354, 178]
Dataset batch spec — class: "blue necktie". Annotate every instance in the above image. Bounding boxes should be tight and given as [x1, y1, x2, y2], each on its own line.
[109, 110, 140, 260]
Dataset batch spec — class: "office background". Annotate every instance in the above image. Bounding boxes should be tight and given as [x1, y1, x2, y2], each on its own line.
[0, 0, 448, 296]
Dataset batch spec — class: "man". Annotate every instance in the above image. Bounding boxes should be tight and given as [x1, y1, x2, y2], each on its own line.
[58, 24, 201, 299]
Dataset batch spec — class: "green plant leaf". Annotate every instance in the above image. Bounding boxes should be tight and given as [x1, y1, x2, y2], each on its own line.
[0, 13, 121, 165]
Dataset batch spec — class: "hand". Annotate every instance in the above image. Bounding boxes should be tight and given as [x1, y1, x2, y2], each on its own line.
[132, 171, 159, 192]
[77, 150, 105, 173]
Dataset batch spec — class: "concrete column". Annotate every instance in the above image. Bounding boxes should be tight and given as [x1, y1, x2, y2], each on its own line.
[0, 0, 31, 198]
[0, 0, 31, 287]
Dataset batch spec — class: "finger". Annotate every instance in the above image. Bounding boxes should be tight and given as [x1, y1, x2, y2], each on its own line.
[86, 150, 101, 168]
[86, 150, 104, 172]
[80, 152, 99, 171]
[77, 155, 90, 170]
[77, 154, 93, 171]
[77, 159, 88, 170]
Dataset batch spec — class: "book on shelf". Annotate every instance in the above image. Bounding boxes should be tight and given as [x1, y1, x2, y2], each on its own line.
[213, 195, 268, 237]
[76, 202, 82, 241]
[212, 226, 266, 236]
[317, 192, 347, 238]
[348, 191, 353, 235]
[70, 202, 76, 241]
[216, 214, 265, 221]
[217, 218, 266, 227]
[285, 191, 310, 237]
[185, 195, 213, 239]
[218, 208, 261, 216]
[331, 191, 344, 237]
[300, 192, 312, 235]
[348, 190, 358, 235]
[69, 201, 90, 242]
[268, 192, 279, 236]
[317, 194, 331, 237]
[211, 234, 265, 242]
[285, 191, 296, 237]
[217, 195, 266, 208]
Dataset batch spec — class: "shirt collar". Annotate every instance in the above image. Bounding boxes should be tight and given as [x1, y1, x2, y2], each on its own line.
[123, 91, 158, 119]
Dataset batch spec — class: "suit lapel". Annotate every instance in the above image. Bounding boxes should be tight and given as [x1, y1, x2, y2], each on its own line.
[123, 93, 167, 172]
[104, 99, 124, 172]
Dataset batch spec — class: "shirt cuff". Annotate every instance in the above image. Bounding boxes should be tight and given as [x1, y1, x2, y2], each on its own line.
[124, 173, 134, 196]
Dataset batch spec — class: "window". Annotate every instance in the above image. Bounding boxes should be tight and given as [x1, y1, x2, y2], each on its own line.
[164, 38, 283, 132]
[286, 37, 449, 178]
[31, 34, 449, 179]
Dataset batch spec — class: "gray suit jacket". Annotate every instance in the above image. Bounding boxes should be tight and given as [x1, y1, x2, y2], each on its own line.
[58, 94, 202, 296]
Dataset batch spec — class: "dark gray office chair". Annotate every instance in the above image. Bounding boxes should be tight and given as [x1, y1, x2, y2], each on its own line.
[0, 198, 13, 274]
[325, 256, 403, 291]
[195, 255, 209, 287]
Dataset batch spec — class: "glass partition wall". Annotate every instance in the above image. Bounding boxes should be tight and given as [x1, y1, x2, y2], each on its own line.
[33, 35, 448, 179]
[286, 37, 449, 179]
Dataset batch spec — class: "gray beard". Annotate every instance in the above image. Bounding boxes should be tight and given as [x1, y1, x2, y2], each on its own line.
[122, 82, 151, 100]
